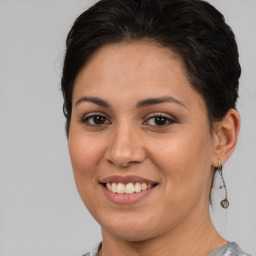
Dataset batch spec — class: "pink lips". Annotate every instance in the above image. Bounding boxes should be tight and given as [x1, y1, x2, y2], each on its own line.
[99, 175, 158, 204]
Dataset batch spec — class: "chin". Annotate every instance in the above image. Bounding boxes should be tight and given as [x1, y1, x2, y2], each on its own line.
[98, 211, 161, 242]
[102, 224, 155, 242]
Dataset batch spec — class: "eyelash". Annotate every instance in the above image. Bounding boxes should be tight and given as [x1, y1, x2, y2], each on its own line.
[80, 113, 111, 126]
[80, 113, 177, 128]
[143, 114, 177, 127]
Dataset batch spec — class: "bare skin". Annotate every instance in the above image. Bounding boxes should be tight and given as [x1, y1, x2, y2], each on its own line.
[68, 42, 240, 256]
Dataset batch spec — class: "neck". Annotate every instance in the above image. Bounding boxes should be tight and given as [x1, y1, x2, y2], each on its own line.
[100, 209, 226, 256]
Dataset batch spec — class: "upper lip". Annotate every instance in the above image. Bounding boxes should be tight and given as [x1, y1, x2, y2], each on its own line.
[99, 175, 158, 184]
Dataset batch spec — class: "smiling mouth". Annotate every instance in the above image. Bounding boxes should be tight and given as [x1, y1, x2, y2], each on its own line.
[101, 182, 158, 194]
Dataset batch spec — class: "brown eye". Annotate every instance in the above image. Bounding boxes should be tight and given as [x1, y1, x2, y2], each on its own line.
[144, 115, 176, 127]
[82, 114, 111, 126]
[154, 116, 168, 126]
[92, 115, 106, 125]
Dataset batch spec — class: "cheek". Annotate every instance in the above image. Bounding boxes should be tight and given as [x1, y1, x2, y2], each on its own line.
[68, 127, 105, 199]
[148, 127, 213, 198]
[68, 122, 105, 169]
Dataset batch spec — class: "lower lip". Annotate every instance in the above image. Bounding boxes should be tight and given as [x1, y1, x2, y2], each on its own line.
[101, 185, 156, 204]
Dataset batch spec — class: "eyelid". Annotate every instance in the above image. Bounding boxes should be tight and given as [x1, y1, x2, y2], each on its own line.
[143, 112, 177, 121]
[143, 112, 177, 126]
[82, 111, 110, 119]
[80, 112, 112, 125]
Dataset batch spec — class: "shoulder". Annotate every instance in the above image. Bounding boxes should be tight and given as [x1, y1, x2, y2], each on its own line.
[207, 242, 252, 256]
[83, 242, 252, 256]
[81, 243, 101, 256]
[227, 242, 252, 256]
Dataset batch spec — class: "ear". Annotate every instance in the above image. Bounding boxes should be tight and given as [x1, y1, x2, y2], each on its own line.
[211, 108, 240, 167]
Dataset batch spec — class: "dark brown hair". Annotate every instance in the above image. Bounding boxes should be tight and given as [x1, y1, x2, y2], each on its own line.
[61, 0, 240, 136]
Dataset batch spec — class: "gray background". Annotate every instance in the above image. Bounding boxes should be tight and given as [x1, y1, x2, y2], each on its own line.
[0, 0, 255, 255]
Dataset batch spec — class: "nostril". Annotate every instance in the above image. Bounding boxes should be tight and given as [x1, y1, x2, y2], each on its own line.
[106, 159, 142, 168]
[103, 135, 147, 167]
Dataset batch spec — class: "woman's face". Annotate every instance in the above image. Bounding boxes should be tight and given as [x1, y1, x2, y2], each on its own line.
[68, 42, 217, 241]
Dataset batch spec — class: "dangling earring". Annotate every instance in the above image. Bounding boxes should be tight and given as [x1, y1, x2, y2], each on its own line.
[217, 160, 229, 208]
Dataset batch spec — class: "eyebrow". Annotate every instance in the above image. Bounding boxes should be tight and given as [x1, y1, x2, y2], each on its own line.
[75, 96, 186, 109]
[137, 96, 187, 108]
[75, 96, 110, 107]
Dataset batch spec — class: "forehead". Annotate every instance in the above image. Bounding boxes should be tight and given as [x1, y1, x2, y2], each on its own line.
[73, 42, 205, 111]
[75, 41, 180, 86]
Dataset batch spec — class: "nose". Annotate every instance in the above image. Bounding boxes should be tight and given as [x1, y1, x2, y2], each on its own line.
[104, 123, 146, 168]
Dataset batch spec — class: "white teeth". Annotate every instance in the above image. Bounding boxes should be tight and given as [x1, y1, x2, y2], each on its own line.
[141, 183, 147, 191]
[106, 183, 112, 191]
[106, 182, 154, 194]
[112, 183, 117, 193]
[134, 182, 142, 192]
[117, 183, 126, 194]
[125, 183, 135, 194]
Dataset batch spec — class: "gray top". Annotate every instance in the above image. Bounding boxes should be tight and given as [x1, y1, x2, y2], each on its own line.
[82, 242, 251, 256]
[207, 242, 251, 256]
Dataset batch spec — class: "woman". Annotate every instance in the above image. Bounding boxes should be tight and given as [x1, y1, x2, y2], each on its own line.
[61, 0, 250, 255]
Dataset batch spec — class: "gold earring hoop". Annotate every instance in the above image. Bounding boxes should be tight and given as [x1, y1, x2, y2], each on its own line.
[218, 160, 229, 208]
